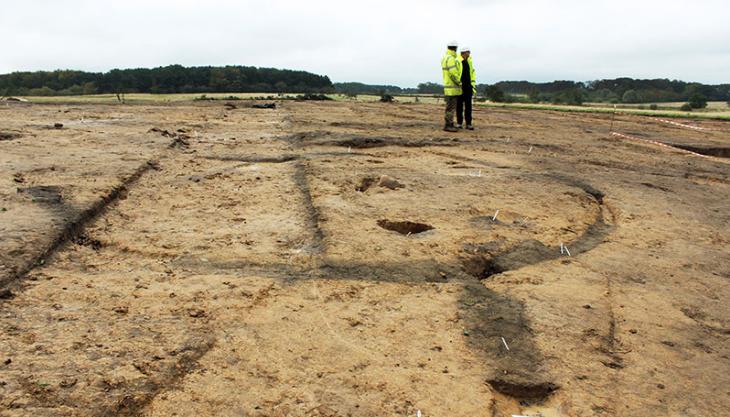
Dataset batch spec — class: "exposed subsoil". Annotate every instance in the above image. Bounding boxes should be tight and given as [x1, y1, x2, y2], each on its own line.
[0, 100, 728, 417]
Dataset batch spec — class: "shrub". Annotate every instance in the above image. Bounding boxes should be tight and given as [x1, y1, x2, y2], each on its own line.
[649, 104, 658, 110]
[295, 93, 332, 101]
[485, 85, 506, 102]
[380, 94, 394, 103]
[688, 93, 707, 109]
[680, 103, 692, 111]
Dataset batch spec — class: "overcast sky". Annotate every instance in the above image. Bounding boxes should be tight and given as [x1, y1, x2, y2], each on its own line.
[1, 0, 728, 86]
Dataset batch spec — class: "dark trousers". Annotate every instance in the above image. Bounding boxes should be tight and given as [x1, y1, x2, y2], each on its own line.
[457, 94, 472, 126]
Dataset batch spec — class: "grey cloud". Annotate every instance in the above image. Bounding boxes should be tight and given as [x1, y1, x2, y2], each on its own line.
[1, 0, 728, 85]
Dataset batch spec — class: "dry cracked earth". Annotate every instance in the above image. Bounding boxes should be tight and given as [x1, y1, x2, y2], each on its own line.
[0, 99, 729, 417]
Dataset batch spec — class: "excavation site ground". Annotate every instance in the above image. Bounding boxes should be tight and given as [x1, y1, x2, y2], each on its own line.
[1, 100, 729, 417]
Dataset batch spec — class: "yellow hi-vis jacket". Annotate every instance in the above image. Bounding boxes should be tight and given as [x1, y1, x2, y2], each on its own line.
[441, 50, 462, 96]
[460, 55, 477, 95]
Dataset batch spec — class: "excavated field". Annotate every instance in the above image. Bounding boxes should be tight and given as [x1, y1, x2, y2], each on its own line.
[0, 100, 729, 417]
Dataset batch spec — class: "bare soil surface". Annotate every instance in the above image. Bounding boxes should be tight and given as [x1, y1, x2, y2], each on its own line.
[1, 100, 729, 417]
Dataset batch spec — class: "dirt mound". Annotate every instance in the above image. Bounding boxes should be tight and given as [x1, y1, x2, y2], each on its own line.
[355, 175, 404, 192]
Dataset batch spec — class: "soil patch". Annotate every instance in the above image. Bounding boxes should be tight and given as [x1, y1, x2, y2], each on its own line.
[17, 185, 63, 204]
[0, 131, 22, 141]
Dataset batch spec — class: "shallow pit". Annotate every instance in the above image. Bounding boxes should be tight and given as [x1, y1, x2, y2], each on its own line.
[486, 378, 559, 402]
[355, 177, 377, 192]
[377, 219, 434, 235]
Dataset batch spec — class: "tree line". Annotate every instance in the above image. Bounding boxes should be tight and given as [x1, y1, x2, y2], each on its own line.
[379, 79, 730, 107]
[335, 78, 729, 108]
[0, 65, 334, 96]
[333, 82, 409, 95]
[491, 78, 730, 105]
[2, 67, 727, 108]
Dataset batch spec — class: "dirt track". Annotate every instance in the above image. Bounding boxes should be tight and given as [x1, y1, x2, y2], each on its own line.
[1, 100, 729, 417]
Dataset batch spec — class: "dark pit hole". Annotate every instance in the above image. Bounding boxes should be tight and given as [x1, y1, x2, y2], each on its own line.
[328, 136, 456, 149]
[672, 144, 730, 158]
[251, 103, 276, 109]
[601, 359, 624, 369]
[580, 186, 604, 204]
[0, 132, 22, 141]
[169, 136, 190, 149]
[462, 256, 504, 279]
[486, 379, 559, 402]
[377, 220, 434, 235]
[204, 155, 297, 163]
[356, 177, 377, 192]
[17, 185, 63, 204]
[71, 234, 103, 250]
[337, 137, 386, 148]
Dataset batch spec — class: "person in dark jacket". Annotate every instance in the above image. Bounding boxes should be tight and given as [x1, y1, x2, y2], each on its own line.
[457, 46, 476, 130]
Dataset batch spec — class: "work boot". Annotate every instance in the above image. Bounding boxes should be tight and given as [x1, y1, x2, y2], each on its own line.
[443, 125, 459, 132]
[466, 125, 474, 130]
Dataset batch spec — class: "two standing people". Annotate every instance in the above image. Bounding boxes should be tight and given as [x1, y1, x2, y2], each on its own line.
[441, 41, 476, 132]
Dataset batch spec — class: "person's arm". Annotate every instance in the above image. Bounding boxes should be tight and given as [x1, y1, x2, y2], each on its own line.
[447, 57, 461, 86]
[471, 67, 477, 95]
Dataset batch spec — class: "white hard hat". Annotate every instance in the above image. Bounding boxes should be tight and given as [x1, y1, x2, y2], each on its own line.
[461, 46, 471, 52]
[447, 40, 458, 47]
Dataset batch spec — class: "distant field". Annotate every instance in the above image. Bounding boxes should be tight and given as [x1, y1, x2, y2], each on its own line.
[13, 92, 303, 103]
[9, 93, 730, 120]
[603, 101, 730, 110]
[342, 96, 730, 120]
[478, 102, 730, 120]
[12, 92, 439, 105]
